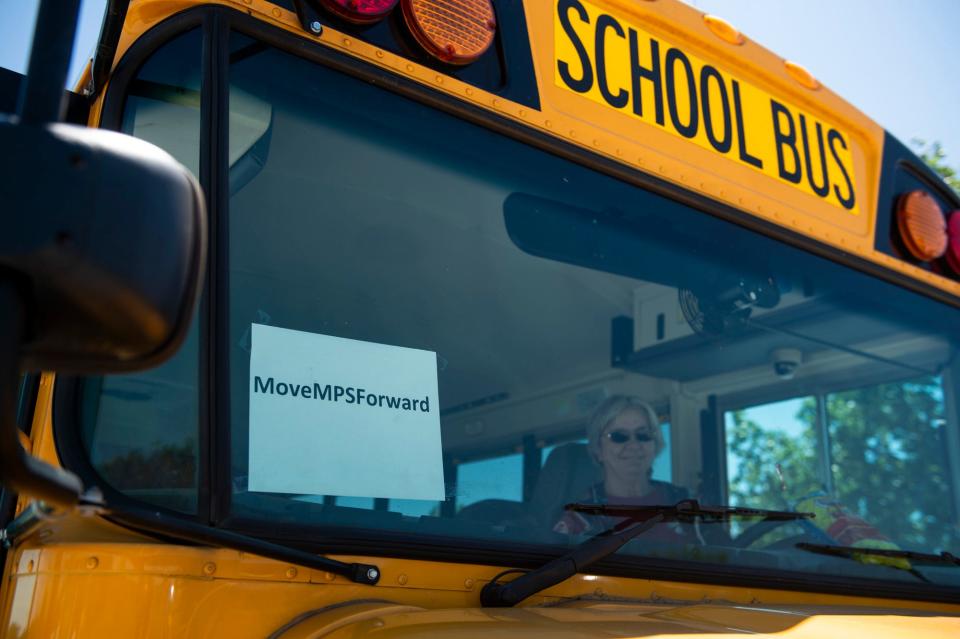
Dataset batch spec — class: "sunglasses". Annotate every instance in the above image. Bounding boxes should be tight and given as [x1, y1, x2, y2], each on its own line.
[604, 430, 654, 444]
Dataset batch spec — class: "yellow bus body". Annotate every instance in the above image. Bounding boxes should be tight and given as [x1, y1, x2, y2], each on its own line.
[3, 0, 960, 636]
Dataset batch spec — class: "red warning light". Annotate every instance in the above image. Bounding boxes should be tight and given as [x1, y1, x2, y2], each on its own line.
[319, 0, 398, 24]
[946, 211, 960, 275]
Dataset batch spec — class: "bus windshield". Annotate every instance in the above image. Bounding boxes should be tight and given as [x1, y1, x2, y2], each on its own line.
[82, 31, 960, 593]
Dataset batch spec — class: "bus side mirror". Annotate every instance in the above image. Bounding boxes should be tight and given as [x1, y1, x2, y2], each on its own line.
[0, 119, 206, 372]
[0, 119, 206, 506]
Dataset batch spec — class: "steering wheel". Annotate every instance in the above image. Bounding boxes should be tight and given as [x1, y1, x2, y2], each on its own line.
[729, 517, 803, 549]
[730, 516, 833, 549]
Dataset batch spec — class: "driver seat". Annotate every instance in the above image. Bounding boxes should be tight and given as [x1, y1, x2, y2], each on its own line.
[528, 443, 601, 529]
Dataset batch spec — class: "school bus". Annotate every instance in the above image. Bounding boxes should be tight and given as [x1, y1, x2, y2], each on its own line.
[3, 0, 960, 636]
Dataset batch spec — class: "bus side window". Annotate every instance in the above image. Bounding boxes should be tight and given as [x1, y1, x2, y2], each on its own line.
[455, 452, 524, 513]
[78, 29, 204, 515]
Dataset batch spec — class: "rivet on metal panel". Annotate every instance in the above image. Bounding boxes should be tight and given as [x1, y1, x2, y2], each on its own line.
[343, 38, 352, 47]
[544, 120, 552, 128]
[375, 49, 384, 58]
[492, 98, 499, 107]
[324, 572, 335, 581]
[286, 567, 298, 579]
[397, 573, 409, 585]
[466, 87, 474, 96]
[569, 130, 576, 138]
[435, 75, 444, 84]
[518, 109, 526, 117]
[406, 64, 414, 72]
[202, 562, 216, 576]
[86, 556, 99, 570]
[593, 139, 600, 147]
[272, 7, 281, 18]
[464, 578, 475, 589]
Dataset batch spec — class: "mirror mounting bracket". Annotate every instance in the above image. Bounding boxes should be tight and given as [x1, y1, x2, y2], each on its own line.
[0, 279, 85, 508]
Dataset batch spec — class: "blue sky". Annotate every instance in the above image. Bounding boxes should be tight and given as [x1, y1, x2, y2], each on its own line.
[689, 0, 960, 164]
[2, 1, 957, 164]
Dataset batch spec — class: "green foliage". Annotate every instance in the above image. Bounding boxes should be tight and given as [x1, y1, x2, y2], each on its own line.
[726, 409, 819, 511]
[911, 139, 960, 194]
[98, 439, 196, 489]
[727, 377, 956, 553]
[820, 378, 953, 552]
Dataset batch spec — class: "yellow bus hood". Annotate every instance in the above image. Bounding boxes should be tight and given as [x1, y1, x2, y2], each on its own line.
[273, 600, 960, 638]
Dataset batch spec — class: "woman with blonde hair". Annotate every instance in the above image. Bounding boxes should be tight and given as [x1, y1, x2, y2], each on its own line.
[554, 394, 688, 537]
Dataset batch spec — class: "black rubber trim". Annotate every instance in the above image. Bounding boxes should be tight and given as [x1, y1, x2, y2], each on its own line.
[200, 9, 231, 526]
[99, 10, 205, 130]
[51, 3, 960, 607]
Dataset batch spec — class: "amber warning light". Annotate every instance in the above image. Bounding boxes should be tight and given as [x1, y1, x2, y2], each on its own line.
[402, 0, 496, 65]
[896, 190, 948, 263]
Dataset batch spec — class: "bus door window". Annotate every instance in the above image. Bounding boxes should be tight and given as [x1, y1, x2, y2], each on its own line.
[724, 378, 958, 552]
[724, 396, 819, 536]
[78, 28, 203, 516]
[824, 376, 955, 552]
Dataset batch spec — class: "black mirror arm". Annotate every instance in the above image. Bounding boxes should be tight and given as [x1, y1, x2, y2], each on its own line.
[16, 0, 82, 125]
[0, 279, 84, 508]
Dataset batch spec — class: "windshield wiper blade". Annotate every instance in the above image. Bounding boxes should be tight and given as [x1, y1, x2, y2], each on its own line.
[480, 512, 666, 607]
[480, 500, 813, 608]
[796, 542, 960, 567]
[567, 499, 814, 522]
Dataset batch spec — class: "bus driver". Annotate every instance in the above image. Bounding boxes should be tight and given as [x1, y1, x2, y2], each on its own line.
[554, 395, 690, 538]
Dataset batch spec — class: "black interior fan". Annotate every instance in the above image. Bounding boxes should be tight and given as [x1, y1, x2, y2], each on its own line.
[679, 276, 781, 337]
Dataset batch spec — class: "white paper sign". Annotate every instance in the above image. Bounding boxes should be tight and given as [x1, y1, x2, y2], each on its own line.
[248, 324, 445, 501]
